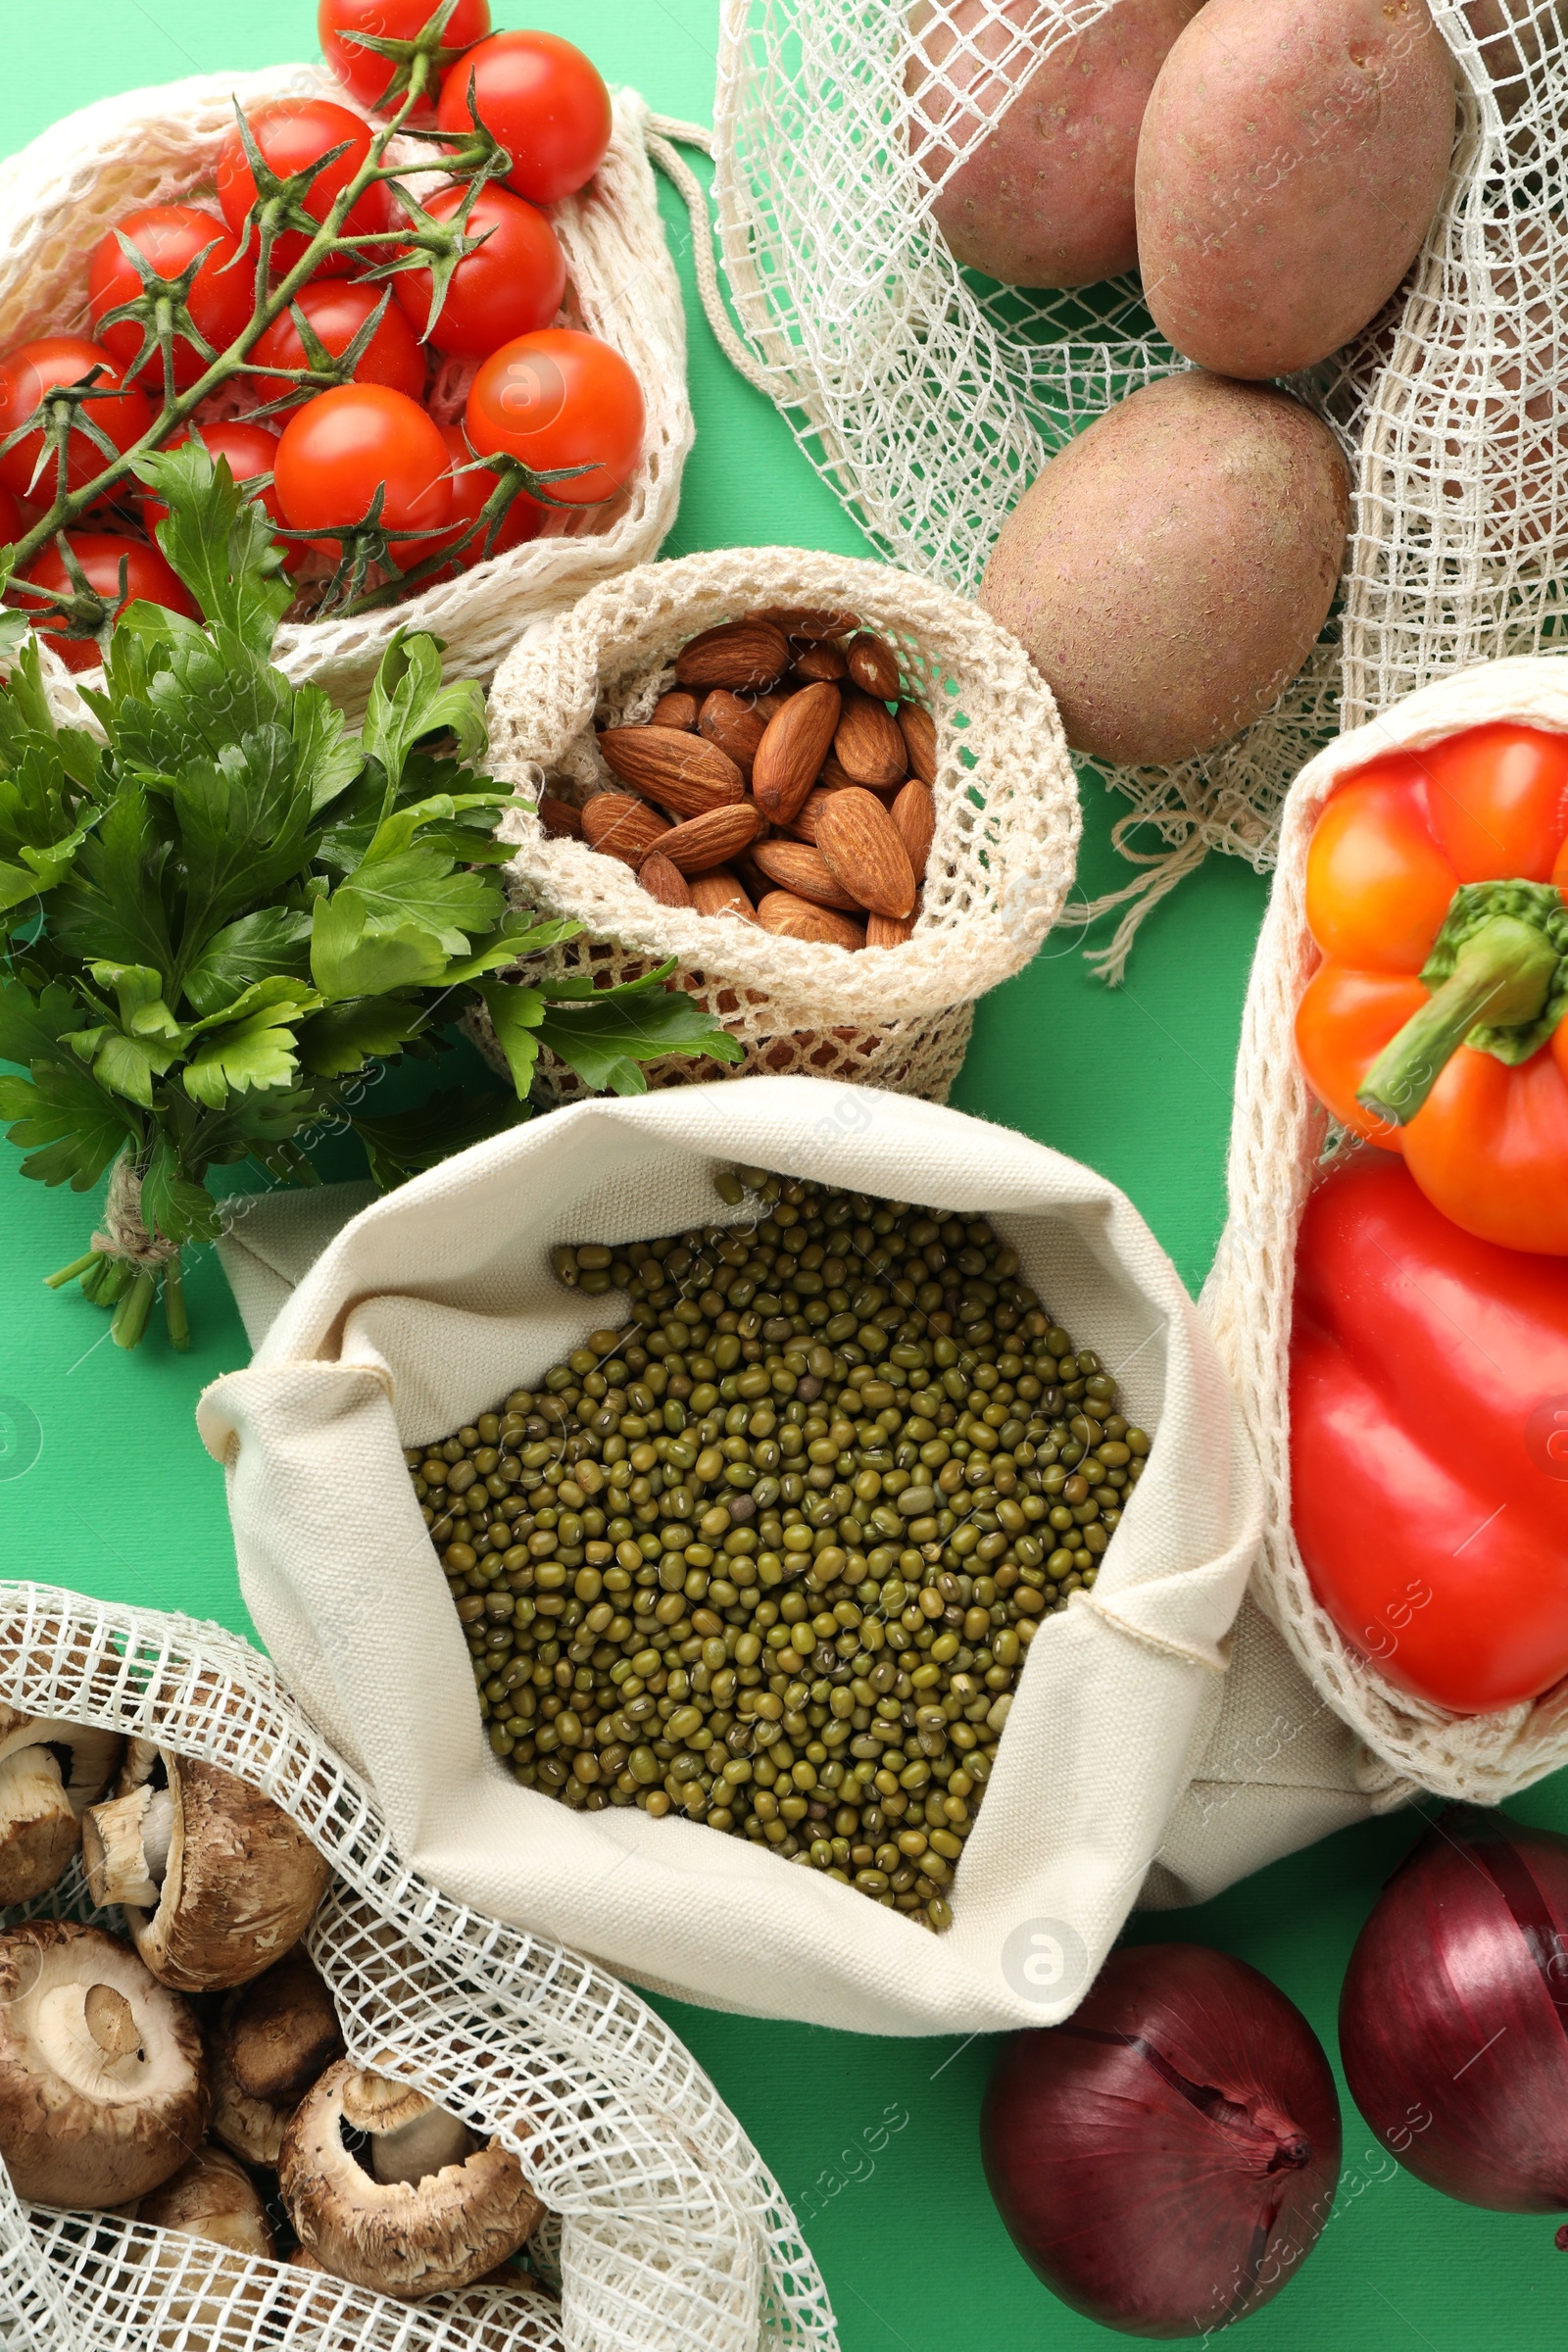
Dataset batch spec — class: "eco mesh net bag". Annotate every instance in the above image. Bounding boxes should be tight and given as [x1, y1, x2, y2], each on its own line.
[0, 64, 691, 714]
[0, 1582, 835, 2352]
[1201, 653, 1568, 1809]
[481, 547, 1080, 1102]
[699, 0, 1568, 966]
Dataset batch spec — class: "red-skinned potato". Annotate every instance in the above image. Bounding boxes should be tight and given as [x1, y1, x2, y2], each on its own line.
[1135, 0, 1455, 378]
[981, 371, 1349, 766]
[908, 0, 1204, 287]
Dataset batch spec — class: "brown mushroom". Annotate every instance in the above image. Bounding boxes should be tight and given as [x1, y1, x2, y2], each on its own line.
[0, 1707, 122, 1904]
[81, 1743, 329, 1991]
[208, 1947, 344, 2168]
[279, 2059, 543, 2299]
[0, 1921, 208, 2206]
[137, 2142, 276, 2259]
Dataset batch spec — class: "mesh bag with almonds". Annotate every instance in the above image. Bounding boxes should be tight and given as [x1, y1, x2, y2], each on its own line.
[0, 1582, 834, 2352]
[483, 547, 1080, 1103]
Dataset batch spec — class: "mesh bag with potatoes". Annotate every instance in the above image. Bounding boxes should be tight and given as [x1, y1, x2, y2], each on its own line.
[0, 63, 691, 715]
[1201, 654, 1568, 1812]
[482, 548, 1080, 1102]
[0, 1582, 835, 2352]
[706, 0, 1568, 965]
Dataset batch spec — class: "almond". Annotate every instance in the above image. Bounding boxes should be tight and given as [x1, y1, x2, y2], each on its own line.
[897, 701, 937, 786]
[538, 793, 583, 839]
[639, 851, 693, 907]
[690, 867, 756, 921]
[756, 890, 865, 950]
[846, 631, 901, 700]
[675, 618, 789, 693]
[656, 801, 763, 875]
[890, 779, 935, 880]
[785, 787, 834, 846]
[794, 640, 848, 684]
[866, 903, 918, 948]
[833, 689, 907, 789]
[598, 725, 745, 817]
[815, 786, 916, 918]
[753, 681, 843, 823]
[652, 689, 700, 731]
[748, 606, 861, 643]
[698, 689, 766, 778]
[582, 794, 670, 865]
[751, 688, 797, 724]
[752, 838, 863, 911]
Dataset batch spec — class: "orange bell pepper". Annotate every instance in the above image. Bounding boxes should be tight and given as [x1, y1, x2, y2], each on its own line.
[1295, 721, 1568, 1253]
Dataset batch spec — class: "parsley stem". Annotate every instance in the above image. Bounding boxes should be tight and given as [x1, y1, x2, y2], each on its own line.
[111, 1268, 157, 1351]
[163, 1255, 190, 1353]
[45, 1250, 101, 1290]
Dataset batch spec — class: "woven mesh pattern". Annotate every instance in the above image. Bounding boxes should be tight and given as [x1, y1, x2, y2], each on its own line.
[0, 1583, 836, 2352]
[708, 0, 1568, 913]
[482, 545, 1079, 1101]
[1200, 653, 1568, 1808]
[0, 65, 691, 715]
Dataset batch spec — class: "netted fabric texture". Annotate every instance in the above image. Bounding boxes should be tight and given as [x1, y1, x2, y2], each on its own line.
[1201, 654, 1568, 1807]
[483, 548, 1079, 1102]
[709, 0, 1568, 930]
[0, 66, 691, 715]
[0, 1582, 835, 2352]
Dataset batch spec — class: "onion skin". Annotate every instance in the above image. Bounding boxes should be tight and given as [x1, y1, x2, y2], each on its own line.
[1341, 1806, 1568, 2213]
[982, 1944, 1341, 2339]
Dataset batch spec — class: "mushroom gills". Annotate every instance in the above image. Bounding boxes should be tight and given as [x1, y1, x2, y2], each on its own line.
[82, 1784, 174, 1911]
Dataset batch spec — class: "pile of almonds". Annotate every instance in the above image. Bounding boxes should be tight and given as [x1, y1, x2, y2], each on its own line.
[539, 609, 938, 950]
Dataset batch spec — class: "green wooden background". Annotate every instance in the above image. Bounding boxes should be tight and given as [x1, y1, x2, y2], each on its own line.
[3, 6, 1564, 2347]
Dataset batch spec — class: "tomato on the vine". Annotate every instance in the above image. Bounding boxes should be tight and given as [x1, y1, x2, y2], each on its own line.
[435, 30, 612, 205]
[87, 205, 252, 391]
[318, 0, 491, 118]
[465, 327, 643, 505]
[140, 420, 308, 575]
[388, 421, 543, 573]
[0, 337, 153, 502]
[274, 384, 453, 550]
[0, 484, 22, 545]
[14, 532, 198, 671]
[392, 183, 565, 359]
[216, 100, 394, 277]
[248, 279, 427, 405]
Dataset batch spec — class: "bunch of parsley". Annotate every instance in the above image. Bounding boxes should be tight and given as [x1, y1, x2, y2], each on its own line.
[0, 443, 737, 1350]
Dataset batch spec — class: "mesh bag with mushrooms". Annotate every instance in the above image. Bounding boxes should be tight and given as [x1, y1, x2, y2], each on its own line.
[0, 1583, 833, 2352]
[481, 548, 1079, 1103]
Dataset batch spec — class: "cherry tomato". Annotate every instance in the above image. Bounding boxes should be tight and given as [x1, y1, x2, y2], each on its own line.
[435, 30, 612, 205]
[248, 279, 427, 405]
[274, 385, 453, 554]
[319, 0, 491, 119]
[466, 327, 643, 505]
[140, 419, 308, 576]
[388, 420, 543, 572]
[0, 337, 153, 503]
[392, 183, 564, 359]
[216, 100, 394, 278]
[87, 205, 252, 392]
[13, 532, 198, 672]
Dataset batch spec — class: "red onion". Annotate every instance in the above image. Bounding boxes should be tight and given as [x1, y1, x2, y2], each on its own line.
[981, 1943, 1341, 2339]
[1341, 1805, 1568, 2214]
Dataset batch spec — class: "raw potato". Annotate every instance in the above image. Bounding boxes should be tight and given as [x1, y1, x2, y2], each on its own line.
[1135, 0, 1455, 378]
[907, 0, 1204, 287]
[981, 371, 1350, 766]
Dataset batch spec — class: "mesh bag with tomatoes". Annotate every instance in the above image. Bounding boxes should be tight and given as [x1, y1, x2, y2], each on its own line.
[0, 1581, 834, 2352]
[1202, 657, 1568, 1810]
[0, 3, 690, 711]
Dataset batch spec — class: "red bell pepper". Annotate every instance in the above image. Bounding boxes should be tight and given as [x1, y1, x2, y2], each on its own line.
[1292, 1150, 1568, 1714]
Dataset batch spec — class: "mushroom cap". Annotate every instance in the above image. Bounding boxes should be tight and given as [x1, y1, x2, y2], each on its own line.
[222, 1948, 343, 2108]
[107, 1747, 329, 1992]
[0, 1715, 124, 1905]
[0, 1922, 208, 2207]
[137, 2142, 276, 2261]
[207, 2036, 290, 2170]
[278, 2061, 544, 2300]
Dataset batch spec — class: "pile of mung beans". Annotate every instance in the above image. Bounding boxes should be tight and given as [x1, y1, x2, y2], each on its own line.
[407, 1170, 1150, 1933]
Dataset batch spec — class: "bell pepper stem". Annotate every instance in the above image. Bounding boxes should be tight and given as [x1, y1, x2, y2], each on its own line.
[1358, 913, 1561, 1127]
